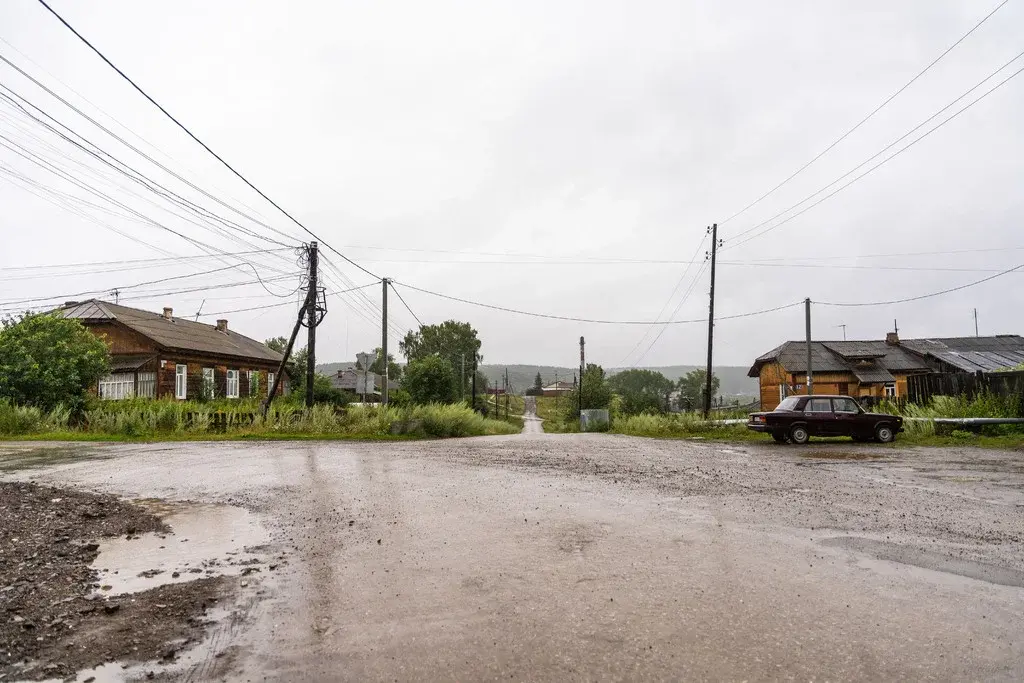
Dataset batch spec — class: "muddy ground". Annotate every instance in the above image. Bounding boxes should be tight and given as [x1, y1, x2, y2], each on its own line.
[1, 435, 1023, 681]
[0, 481, 231, 681]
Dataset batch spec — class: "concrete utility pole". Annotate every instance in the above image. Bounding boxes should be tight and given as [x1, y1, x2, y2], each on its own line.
[579, 336, 585, 417]
[703, 223, 720, 418]
[381, 278, 390, 404]
[504, 368, 510, 419]
[974, 308, 979, 337]
[805, 297, 813, 396]
[461, 354, 466, 401]
[305, 241, 318, 408]
[471, 356, 477, 410]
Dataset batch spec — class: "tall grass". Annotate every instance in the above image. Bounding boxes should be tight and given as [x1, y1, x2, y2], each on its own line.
[612, 412, 750, 439]
[0, 398, 516, 439]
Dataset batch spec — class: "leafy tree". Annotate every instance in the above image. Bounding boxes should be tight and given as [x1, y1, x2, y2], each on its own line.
[607, 368, 674, 415]
[0, 313, 110, 411]
[265, 337, 307, 390]
[399, 321, 481, 396]
[402, 355, 457, 405]
[677, 369, 720, 411]
[564, 364, 612, 416]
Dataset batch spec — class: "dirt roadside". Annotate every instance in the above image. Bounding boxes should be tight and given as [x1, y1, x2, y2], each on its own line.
[0, 481, 232, 681]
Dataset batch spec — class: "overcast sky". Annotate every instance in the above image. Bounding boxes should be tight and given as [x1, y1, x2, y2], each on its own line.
[1, 0, 1022, 369]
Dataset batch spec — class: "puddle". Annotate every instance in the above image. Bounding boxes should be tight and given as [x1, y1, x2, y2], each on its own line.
[0, 445, 115, 471]
[821, 536, 1024, 588]
[93, 504, 270, 595]
[799, 451, 885, 461]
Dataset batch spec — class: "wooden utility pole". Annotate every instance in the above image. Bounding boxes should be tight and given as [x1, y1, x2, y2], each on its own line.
[381, 278, 390, 404]
[504, 368, 509, 419]
[703, 223, 720, 418]
[579, 336, 585, 417]
[305, 241, 318, 408]
[264, 242, 319, 418]
[805, 297, 813, 396]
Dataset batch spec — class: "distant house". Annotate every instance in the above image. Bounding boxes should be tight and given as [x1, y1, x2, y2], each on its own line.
[749, 332, 1024, 410]
[328, 353, 400, 399]
[58, 300, 284, 401]
[541, 381, 574, 398]
[331, 366, 379, 397]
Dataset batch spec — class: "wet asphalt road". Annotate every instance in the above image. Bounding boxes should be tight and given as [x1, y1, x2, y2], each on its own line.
[3, 434, 1023, 682]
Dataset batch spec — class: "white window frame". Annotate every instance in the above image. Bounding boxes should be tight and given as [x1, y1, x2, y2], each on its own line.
[202, 367, 215, 397]
[884, 383, 898, 398]
[248, 370, 259, 397]
[226, 369, 239, 399]
[98, 373, 135, 400]
[137, 372, 156, 399]
[268, 372, 275, 396]
[175, 364, 188, 400]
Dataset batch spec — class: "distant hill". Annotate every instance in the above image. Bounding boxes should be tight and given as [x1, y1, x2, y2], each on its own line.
[479, 364, 756, 398]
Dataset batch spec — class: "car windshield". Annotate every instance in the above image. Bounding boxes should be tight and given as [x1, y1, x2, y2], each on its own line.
[776, 397, 801, 411]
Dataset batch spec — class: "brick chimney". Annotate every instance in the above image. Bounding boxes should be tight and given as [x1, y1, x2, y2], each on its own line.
[163, 307, 173, 320]
[885, 331, 900, 346]
[216, 319, 228, 333]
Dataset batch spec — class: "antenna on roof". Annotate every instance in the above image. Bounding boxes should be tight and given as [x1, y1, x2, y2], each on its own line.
[894, 319, 898, 335]
[110, 288, 120, 304]
[195, 299, 206, 321]
[834, 324, 847, 341]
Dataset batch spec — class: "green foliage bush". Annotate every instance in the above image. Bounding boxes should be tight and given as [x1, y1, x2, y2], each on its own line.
[403, 356, 457, 405]
[0, 313, 110, 412]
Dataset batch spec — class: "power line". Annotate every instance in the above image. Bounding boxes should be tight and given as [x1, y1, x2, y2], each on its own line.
[393, 279, 803, 325]
[725, 61, 1024, 251]
[630, 259, 712, 367]
[0, 82, 299, 253]
[618, 233, 708, 366]
[0, 263, 282, 307]
[720, 0, 1010, 226]
[197, 281, 379, 317]
[0, 248, 291, 273]
[0, 53, 300, 247]
[34, 0, 379, 280]
[389, 281, 425, 327]
[726, 48, 1024, 247]
[816, 262, 1024, 307]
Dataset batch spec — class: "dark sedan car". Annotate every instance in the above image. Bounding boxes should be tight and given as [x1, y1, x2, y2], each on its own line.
[748, 395, 903, 445]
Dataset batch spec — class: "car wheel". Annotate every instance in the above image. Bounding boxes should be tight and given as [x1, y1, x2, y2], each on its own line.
[771, 432, 788, 444]
[875, 424, 895, 444]
[789, 425, 809, 445]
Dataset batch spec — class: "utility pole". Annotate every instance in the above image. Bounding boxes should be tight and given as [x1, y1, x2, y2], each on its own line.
[264, 245, 319, 418]
[974, 308, 979, 337]
[703, 223, 720, 418]
[381, 278, 390, 404]
[461, 354, 466, 401]
[579, 336, 585, 418]
[805, 297, 813, 396]
[305, 241, 319, 409]
[471, 356, 477, 410]
[504, 368, 509, 419]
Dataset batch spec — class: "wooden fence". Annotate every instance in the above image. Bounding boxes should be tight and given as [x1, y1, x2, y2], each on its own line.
[906, 371, 1024, 406]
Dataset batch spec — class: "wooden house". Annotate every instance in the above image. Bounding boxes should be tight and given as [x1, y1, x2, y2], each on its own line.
[58, 300, 284, 401]
[749, 333, 1024, 410]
